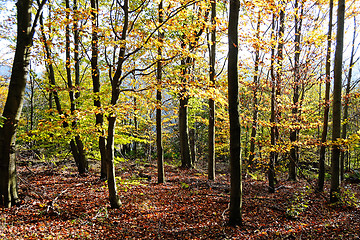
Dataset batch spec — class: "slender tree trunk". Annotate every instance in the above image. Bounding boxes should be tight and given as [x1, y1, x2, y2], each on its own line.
[249, 11, 261, 170]
[0, 0, 45, 207]
[289, 0, 303, 181]
[41, 10, 85, 172]
[156, 0, 165, 184]
[133, 97, 138, 156]
[91, 0, 107, 179]
[269, 13, 277, 193]
[40, 14, 62, 113]
[106, 115, 121, 208]
[103, 0, 130, 209]
[179, 95, 192, 168]
[179, 5, 208, 169]
[29, 72, 34, 132]
[179, 48, 192, 168]
[275, 1, 285, 153]
[340, 16, 356, 181]
[318, 0, 333, 192]
[66, 0, 82, 173]
[72, 0, 88, 174]
[330, 0, 345, 203]
[189, 127, 196, 165]
[207, 0, 216, 180]
[228, 0, 242, 226]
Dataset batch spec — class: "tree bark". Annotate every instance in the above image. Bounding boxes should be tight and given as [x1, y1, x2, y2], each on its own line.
[248, 11, 261, 170]
[72, 0, 88, 174]
[340, 16, 356, 181]
[330, 0, 345, 203]
[103, 0, 130, 209]
[318, 0, 333, 192]
[269, 12, 277, 193]
[228, 0, 242, 226]
[0, 0, 45, 207]
[157, 0, 165, 184]
[179, 5, 208, 169]
[179, 44, 192, 169]
[289, 0, 303, 181]
[208, 0, 216, 180]
[91, 0, 107, 180]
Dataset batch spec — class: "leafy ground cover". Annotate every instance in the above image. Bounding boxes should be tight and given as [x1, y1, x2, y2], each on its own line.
[0, 157, 359, 239]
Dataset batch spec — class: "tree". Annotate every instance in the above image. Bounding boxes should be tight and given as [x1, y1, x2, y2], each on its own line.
[289, 0, 304, 181]
[208, 0, 216, 180]
[66, 0, 88, 175]
[179, 3, 208, 168]
[228, 0, 242, 226]
[330, 0, 345, 203]
[0, 0, 46, 207]
[318, 0, 333, 192]
[157, 0, 165, 184]
[248, 11, 261, 170]
[340, 16, 356, 181]
[90, 0, 107, 180]
[269, 11, 277, 193]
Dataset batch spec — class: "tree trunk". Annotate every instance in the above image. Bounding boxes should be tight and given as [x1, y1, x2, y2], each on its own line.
[40, 14, 62, 113]
[289, 0, 303, 181]
[179, 39, 192, 168]
[318, 0, 333, 192]
[228, 0, 242, 226]
[73, 0, 88, 174]
[340, 16, 356, 181]
[330, 0, 345, 203]
[275, 1, 285, 158]
[65, 0, 88, 174]
[189, 127, 196, 165]
[248, 11, 261, 170]
[208, 0, 216, 180]
[91, 0, 107, 180]
[179, 93, 192, 168]
[156, 0, 165, 184]
[106, 115, 121, 208]
[178, 5, 208, 169]
[269, 13, 277, 193]
[103, 0, 129, 209]
[0, 0, 45, 207]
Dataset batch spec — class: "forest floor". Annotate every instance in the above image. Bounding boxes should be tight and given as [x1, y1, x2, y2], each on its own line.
[0, 155, 360, 239]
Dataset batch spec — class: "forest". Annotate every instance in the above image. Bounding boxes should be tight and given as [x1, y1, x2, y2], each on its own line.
[0, 0, 360, 238]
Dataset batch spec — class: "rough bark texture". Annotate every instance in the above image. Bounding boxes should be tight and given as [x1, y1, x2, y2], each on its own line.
[228, 0, 242, 226]
[156, 0, 165, 184]
[318, 0, 333, 192]
[0, 0, 44, 207]
[330, 0, 345, 203]
[208, 0, 216, 181]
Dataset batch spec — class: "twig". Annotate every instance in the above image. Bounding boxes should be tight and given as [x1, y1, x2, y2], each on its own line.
[46, 188, 68, 215]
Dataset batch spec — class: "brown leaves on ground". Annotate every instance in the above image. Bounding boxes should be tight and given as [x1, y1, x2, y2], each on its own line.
[0, 160, 360, 239]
